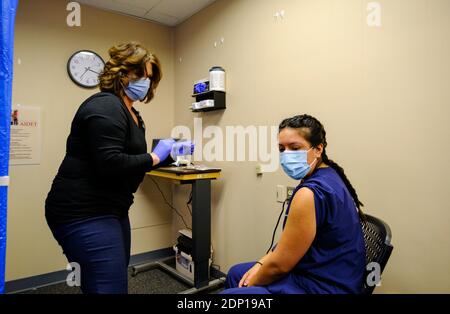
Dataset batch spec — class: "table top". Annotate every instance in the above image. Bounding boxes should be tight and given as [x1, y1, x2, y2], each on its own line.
[147, 166, 221, 181]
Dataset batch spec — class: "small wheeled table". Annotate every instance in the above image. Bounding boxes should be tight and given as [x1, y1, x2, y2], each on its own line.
[131, 166, 225, 294]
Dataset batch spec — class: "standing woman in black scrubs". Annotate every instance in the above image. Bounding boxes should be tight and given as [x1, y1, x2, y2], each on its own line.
[45, 42, 182, 294]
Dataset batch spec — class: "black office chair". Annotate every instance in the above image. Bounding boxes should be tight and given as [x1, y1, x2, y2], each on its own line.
[360, 214, 394, 294]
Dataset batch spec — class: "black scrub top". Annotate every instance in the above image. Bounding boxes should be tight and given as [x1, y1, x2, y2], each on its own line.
[45, 92, 154, 225]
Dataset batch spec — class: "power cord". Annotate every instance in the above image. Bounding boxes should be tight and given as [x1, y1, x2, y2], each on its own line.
[185, 187, 220, 277]
[150, 177, 190, 230]
[266, 199, 288, 254]
[151, 178, 224, 282]
[186, 188, 193, 216]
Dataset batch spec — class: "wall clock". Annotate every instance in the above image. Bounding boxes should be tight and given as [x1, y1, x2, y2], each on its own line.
[67, 50, 105, 88]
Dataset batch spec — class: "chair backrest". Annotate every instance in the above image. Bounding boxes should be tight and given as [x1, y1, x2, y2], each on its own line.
[360, 214, 394, 294]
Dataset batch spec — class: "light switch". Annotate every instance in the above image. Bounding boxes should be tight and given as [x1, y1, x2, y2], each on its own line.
[277, 185, 287, 203]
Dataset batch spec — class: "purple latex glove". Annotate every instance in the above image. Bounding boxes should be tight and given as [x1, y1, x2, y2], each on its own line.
[152, 138, 176, 161]
[171, 141, 195, 158]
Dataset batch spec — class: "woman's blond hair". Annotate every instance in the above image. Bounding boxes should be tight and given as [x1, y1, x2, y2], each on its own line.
[99, 42, 162, 103]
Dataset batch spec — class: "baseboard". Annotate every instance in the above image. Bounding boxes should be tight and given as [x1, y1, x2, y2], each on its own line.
[5, 247, 174, 294]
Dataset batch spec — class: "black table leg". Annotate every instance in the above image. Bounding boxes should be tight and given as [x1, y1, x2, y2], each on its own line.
[191, 179, 211, 288]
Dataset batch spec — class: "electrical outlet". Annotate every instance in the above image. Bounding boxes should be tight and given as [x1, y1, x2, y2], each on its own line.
[287, 186, 295, 201]
[256, 164, 263, 175]
[276, 185, 286, 203]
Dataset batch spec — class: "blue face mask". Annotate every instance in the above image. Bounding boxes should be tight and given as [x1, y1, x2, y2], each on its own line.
[280, 148, 317, 180]
[124, 77, 151, 101]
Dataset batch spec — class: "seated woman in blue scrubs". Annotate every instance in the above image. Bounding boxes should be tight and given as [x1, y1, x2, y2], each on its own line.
[222, 114, 366, 294]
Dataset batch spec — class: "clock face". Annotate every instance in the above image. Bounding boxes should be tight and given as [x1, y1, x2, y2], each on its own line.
[67, 50, 105, 88]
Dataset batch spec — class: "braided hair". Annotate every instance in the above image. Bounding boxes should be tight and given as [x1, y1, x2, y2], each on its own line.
[279, 114, 366, 221]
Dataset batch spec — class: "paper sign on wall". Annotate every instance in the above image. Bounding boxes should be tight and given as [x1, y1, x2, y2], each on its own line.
[10, 105, 41, 165]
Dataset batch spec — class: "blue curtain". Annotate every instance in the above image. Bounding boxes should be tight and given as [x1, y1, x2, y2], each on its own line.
[0, 0, 18, 294]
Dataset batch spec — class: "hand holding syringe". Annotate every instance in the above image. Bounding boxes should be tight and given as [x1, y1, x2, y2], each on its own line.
[171, 140, 195, 167]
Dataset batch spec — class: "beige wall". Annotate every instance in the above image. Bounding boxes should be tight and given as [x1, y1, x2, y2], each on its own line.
[173, 0, 450, 293]
[7, 0, 450, 293]
[7, 0, 175, 281]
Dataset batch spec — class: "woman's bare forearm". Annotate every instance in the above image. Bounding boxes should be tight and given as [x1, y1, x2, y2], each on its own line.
[248, 262, 285, 286]
[248, 254, 287, 286]
[150, 152, 160, 166]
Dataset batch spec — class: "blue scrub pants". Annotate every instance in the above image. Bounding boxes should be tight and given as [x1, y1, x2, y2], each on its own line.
[221, 262, 308, 294]
[47, 215, 131, 294]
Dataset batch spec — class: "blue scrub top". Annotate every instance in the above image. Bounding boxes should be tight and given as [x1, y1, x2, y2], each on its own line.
[282, 167, 366, 294]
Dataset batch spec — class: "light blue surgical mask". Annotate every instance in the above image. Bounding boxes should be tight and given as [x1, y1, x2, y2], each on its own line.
[280, 148, 317, 180]
[124, 77, 151, 101]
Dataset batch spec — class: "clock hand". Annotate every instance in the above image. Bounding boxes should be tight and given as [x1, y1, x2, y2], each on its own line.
[88, 68, 100, 74]
[80, 68, 89, 80]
